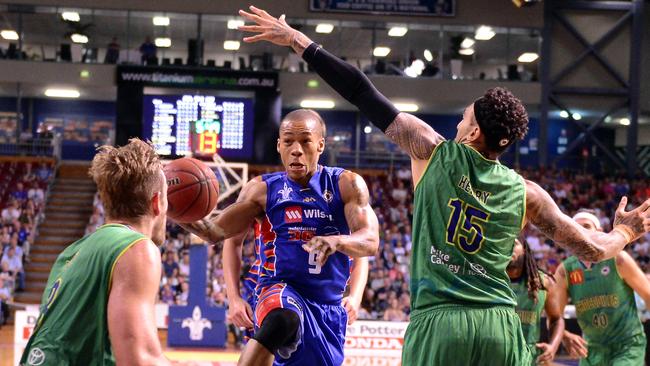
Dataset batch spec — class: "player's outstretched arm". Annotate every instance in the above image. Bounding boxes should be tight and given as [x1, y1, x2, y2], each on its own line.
[108, 239, 171, 366]
[238, 6, 445, 164]
[179, 177, 266, 245]
[525, 180, 650, 262]
[616, 251, 650, 307]
[537, 275, 565, 364]
[223, 229, 255, 329]
[302, 172, 379, 266]
[344, 257, 369, 324]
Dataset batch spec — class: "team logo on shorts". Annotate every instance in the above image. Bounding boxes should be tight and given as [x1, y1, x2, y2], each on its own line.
[601, 266, 610, 276]
[27, 348, 45, 366]
[323, 190, 334, 203]
[569, 269, 584, 285]
[285, 206, 303, 223]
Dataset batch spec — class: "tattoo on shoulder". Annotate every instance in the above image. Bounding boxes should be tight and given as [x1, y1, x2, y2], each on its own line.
[385, 118, 438, 160]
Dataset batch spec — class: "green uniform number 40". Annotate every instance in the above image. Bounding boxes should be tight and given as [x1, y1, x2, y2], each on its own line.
[446, 198, 490, 254]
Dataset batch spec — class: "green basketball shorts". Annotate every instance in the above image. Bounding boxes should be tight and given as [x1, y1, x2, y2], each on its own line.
[579, 333, 646, 366]
[403, 304, 532, 366]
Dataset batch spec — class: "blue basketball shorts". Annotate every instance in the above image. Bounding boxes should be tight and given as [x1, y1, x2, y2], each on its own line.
[254, 282, 347, 366]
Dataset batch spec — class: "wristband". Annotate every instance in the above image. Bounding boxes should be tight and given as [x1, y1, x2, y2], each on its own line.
[613, 225, 636, 243]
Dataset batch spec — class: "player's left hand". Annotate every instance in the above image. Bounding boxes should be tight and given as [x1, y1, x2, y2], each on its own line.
[342, 295, 361, 325]
[535, 342, 558, 365]
[238, 6, 296, 46]
[302, 236, 339, 266]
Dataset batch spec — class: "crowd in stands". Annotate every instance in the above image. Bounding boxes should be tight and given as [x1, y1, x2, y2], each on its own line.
[82, 165, 650, 325]
[0, 160, 53, 325]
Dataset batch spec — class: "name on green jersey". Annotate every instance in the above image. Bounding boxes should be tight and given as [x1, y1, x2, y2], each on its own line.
[457, 175, 492, 204]
[575, 294, 620, 314]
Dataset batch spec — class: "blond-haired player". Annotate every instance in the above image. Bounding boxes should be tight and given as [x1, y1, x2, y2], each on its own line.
[21, 139, 171, 366]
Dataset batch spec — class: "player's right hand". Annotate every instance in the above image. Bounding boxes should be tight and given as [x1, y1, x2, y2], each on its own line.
[613, 196, 650, 242]
[562, 331, 588, 359]
[228, 296, 254, 329]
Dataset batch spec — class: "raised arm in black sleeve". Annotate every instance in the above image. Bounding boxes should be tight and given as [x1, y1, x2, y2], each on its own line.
[302, 43, 400, 133]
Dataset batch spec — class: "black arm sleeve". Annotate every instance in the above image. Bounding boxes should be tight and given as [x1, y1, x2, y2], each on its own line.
[302, 43, 400, 132]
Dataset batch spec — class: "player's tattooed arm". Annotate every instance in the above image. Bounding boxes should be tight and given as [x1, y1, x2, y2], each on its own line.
[385, 113, 445, 160]
[525, 180, 650, 262]
[302, 172, 379, 266]
[179, 177, 266, 244]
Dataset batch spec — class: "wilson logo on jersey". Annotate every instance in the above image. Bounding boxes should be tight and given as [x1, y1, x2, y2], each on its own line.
[569, 269, 584, 285]
[285, 206, 303, 223]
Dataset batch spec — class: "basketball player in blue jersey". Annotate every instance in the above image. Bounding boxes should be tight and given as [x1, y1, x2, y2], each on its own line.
[224, 225, 370, 339]
[181, 109, 380, 366]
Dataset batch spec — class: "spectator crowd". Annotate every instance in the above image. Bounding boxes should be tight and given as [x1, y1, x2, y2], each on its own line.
[0, 160, 53, 325]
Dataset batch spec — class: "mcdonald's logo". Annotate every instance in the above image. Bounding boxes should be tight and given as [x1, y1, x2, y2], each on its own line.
[569, 269, 584, 285]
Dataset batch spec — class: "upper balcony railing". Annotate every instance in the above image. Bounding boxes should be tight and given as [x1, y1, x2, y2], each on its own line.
[0, 4, 541, 83]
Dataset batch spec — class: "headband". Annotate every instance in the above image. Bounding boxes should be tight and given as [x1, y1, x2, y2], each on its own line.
[572, 212, 601, 230]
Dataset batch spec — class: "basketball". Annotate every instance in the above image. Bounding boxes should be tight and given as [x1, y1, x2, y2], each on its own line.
[164, 157, 219, 223]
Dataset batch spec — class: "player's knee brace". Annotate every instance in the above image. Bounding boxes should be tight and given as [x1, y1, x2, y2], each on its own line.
[253, 308, 301, 354]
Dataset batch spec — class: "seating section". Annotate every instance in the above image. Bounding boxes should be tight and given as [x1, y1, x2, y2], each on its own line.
[0, 159, 54, 325]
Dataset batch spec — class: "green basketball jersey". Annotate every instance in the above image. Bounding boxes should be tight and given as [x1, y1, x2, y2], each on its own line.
[511, 271, 547, 345]
[563, 256, 644, 345]
[411, 141, 526, 315]
[20, 224, 147, 366]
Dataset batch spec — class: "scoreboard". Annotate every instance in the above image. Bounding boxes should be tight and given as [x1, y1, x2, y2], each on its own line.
[142, 94, 254, 159]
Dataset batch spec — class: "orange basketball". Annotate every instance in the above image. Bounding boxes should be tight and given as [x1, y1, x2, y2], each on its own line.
[164, 157, 219, 223]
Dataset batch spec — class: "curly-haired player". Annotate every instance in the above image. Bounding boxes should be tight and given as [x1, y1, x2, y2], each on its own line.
[238, 5, 650, 365]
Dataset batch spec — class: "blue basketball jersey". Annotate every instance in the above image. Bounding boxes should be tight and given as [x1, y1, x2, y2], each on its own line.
[258, 166, 351, 303]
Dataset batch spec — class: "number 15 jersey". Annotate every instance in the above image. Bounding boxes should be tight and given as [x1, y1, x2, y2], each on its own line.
[411, 141, 526, 315]
[258, 166, 351, 304]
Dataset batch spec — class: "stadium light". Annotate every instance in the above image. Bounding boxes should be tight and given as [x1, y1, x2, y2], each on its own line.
[70, 33, 88, 44]
[153, 16, 170, 26]
[518, 52, 539, 63]
[227, 19, 245, 30]
[45, 88, 80, 98]
[373, 47, 391, 57]
[461, 38, 475, 49]
[388, 26, 408, 37]
[364, 126, 372, 134]
[559, 110, 569, 118]
[394, 103, 419, 112]
[572, 113, 582, 120]
[459, 48, 475, 56]
[475, 26, 495, 40]
[423, 49, 433, 62]
[155, 37, 172, 48]
[61, 12, 80, 22]
[223, 40, 241, 51]
[620, 118, 630, 126]
[315, 23, 334, 34]
[300, 99, 335, 109]
[0, 30, 19, 40]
